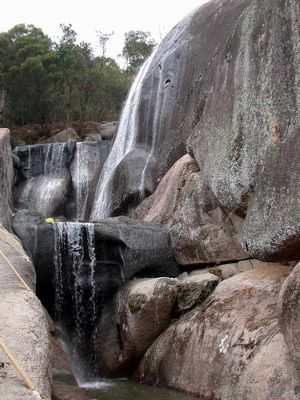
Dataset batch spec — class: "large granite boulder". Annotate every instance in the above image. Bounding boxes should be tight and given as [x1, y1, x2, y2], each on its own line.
[135, 265, 298, 399]
[134, 154, 247, 265]
[94, 0, 300, 261]
[0, 128, 13, 229]
[95, 277, 178, 378]
[0, 226, 52, 400]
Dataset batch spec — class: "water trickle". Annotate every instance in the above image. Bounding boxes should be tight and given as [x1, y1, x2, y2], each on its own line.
[90, 50, 157, 220]
[44, 143, 66, 175]
[53, 222, 98, 383]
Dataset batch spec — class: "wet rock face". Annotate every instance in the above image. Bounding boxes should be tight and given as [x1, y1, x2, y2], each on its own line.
[14, 141, 76, 181]
[68, 141, 111, 221]
[0, 129, 13, 229]
[96, 277, 179, 378]
[109, 149, 157, 216]
[133, 0, 300, 261]
[13, 215, 179, 318]
[135, 265, 298, 399]
[13, 141, 110, 220]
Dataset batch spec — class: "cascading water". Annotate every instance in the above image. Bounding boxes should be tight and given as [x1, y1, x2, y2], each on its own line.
[53, 222, 98, 383]
[73, 142, 91, 221]
[90, 50, 157, 220]
[17, 143, 68, 217]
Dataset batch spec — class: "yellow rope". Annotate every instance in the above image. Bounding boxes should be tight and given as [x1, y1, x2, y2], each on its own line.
[0, 250, 32, 291]
[0, 339, 43, 399]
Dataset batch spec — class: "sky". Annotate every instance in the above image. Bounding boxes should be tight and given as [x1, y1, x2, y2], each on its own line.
[0, 0, 209, 64]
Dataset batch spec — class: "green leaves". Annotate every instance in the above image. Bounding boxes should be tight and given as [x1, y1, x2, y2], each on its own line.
[122, 30, 156, 74]
[0, 24, 154, 135]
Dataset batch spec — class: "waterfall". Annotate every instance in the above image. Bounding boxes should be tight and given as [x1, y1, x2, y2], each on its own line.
[53, 222, 98, 383]
[90, 50, 157, 220]
[73, 142, 91, 221]
[16, 143, 69, 217]
[23, 142, 67, 179]
[43, 143, 66, 175]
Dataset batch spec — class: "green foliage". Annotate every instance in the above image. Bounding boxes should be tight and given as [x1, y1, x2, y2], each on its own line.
[0, 23, 131, 135]
[122, 30, 156, 74]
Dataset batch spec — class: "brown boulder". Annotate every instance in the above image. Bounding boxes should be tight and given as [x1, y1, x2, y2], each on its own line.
[134, 154, 247, 265]
[135, 265, 299, 399]
[95, 277, 178, 378]
[278, 263, 300, 382]
[39, 128, 80, 144]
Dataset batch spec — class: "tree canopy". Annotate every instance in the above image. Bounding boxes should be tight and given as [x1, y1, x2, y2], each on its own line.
[122, 30, 156, 73]
[0, 24, 155, 136]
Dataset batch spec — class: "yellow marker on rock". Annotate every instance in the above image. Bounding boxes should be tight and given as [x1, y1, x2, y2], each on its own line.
[45, 218, 55, 223]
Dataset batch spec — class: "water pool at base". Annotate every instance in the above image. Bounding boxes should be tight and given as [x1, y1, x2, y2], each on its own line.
[54, 372, 195, 400]
[86, 380, 195, 400]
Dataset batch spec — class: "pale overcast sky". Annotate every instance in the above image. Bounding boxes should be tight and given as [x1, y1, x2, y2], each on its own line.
[0, 0, 209, 62]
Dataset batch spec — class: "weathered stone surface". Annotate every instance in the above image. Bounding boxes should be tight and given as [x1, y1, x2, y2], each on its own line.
[134, 154, 247, 264]
[176, 273, 218, 313]
[0, 226, 52, 400]
[135, 265, 299, 399]
[242, 129, 300, 260]
[0, 128, 13, 230]
[189, 259, 290, 280]
[111, 0, 300, 261]
[278, 263, 300, 383]
[95, 277, 178, 378]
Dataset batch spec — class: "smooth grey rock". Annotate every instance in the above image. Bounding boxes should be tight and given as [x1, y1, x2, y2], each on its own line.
[95, 277, 178, 378]
[0, 226, 51, 400]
